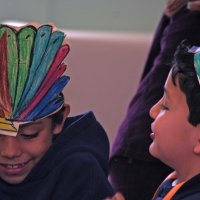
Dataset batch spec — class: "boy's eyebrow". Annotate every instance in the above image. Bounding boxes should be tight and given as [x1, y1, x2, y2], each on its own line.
[163, 87, 168, 95]
[163, 87, 171, 99]
[19, 121, 42, 129]
[164, 87, 171, 99]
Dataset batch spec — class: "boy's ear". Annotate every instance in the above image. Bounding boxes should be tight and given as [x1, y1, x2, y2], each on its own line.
[53, 104, 70, 135]
[193, 127, 200, 155]
[194, 139, 200, 155]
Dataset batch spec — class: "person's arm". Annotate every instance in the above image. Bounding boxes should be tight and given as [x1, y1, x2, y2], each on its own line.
[104, 193, 125, 200]
[188, 0, 200, 11]
[164, 0, 188, 17]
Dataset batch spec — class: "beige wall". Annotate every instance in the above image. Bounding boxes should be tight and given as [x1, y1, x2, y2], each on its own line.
[64, 31, 152, 144]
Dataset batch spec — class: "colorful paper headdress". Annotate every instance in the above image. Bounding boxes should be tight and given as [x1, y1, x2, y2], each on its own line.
[0, 23, 70, 136]
[188, 46, 200, 84]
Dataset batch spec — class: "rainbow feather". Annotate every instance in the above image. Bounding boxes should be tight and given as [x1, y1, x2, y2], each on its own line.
[24, 76, 69, 121]
[0, 23, 70, 125]
[16, 29, 65, 116]
[16, 25, 52, 113]
[0, 30, 12, 117]
[194, 51, 200, 80]
[189, 46, 200, 83]
[13, 26, 36, 113]
[0, 25, 18, 107]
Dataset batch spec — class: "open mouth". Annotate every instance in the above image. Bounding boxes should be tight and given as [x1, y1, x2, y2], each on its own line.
[0, 163, 26, 168]
[0, 160, 30, 175]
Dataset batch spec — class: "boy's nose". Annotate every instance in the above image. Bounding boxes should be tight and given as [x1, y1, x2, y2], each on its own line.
[149, 101, 160, 119]
[0, 136, 22, 159]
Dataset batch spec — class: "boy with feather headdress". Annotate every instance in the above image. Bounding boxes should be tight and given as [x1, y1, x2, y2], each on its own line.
[0, 22, 113, 200]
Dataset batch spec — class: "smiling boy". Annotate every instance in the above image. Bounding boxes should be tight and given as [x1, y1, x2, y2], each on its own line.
[150, 41, 200, 199]
[0, 23, 113, 199]
[0, 111, 70, 185]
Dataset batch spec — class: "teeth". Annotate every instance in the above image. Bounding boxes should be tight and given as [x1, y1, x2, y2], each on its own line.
[0, 161, 28, 169]
[8, 165, 19, 169]
[6, 163, 25, 169]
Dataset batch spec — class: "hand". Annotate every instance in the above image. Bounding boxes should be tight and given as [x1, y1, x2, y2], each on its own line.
[105, 193, 125, 200]
[187, 0, 200, 11]
[164, 0, 188, 17]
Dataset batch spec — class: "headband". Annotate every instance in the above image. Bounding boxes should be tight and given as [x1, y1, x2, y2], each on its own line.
[188, 46, 200, 84]
[0, 23, 70, 136]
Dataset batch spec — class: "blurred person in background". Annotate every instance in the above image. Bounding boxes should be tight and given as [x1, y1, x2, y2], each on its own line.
[109, 1, 200, 199]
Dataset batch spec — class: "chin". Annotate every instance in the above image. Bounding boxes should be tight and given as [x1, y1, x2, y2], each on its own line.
[1, 174, 27, 185]
[149, 143, 159, 158]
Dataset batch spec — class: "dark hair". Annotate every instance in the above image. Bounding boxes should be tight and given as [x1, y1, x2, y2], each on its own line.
[48, 93, 66, 126]
[49, 106, 65, 125]
[171, 40, 200, 126]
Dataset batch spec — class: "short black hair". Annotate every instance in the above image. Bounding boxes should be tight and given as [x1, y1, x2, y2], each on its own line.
[48, 93, 66, 127]
[49, 105, 65, 126]
[171, 40, 200, 126]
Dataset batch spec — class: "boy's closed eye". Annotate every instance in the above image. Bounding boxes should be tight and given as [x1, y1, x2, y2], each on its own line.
[19, 132, 39, 140]
[160, 104, 169, 110]
[160, 95, 169, 111]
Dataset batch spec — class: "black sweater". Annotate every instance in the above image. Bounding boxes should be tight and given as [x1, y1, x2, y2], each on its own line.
[0, 111, 113, 200]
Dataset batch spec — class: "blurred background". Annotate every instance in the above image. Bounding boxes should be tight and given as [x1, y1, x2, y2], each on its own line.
[0, 0, 165, 144]
[0, 0, 165, 32]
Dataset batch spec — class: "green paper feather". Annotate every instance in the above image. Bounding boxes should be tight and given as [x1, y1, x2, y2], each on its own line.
[13, 26, 36, 114]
